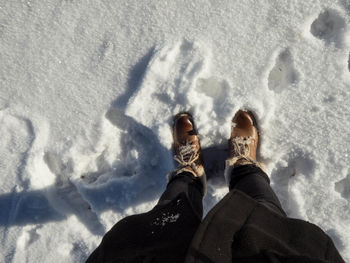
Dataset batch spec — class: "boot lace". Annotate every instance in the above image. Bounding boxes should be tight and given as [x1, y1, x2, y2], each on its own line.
[230, 136, 257, 164]
[174, 141, 199, 168]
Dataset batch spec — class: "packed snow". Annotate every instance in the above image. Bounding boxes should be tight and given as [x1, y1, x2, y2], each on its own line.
[1, 0, 350, 262]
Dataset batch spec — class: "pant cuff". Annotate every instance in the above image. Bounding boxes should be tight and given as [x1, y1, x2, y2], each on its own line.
[229, 164, 270, 190]
[167, 167, 207, 196]
[224, 159, 267, 187]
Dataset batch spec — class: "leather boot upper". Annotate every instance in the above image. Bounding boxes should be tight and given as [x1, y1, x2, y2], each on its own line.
[228, 110, 259, 162]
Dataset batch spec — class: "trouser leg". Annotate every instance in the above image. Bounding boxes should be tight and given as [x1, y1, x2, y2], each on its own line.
[86, 172, 204, 262]
[157, 171, 204, 219]
[229, 164, 286, 216]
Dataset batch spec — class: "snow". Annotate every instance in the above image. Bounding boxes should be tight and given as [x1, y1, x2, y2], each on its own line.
[1, 0, 350, 262]
[152, 213, 180, 227]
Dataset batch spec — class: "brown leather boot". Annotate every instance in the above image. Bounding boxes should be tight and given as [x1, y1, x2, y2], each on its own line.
[169, 112, 206, 192]
[224, 110, 265, 184]
[229, 110, 259, 162]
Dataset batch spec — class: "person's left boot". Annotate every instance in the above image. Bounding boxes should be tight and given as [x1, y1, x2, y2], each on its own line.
[169, 112, 206, 193]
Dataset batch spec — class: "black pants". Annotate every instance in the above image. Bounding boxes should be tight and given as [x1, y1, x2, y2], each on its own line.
[87, 165, 287, 262]
[157, 164, 286, 218]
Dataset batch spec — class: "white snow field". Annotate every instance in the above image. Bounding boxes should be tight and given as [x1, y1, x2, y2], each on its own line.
[1, 0, 350, 262]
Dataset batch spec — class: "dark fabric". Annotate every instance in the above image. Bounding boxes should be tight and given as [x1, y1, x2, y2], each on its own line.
[229, 165, 286, 216]
[86, 173, 203, 263]
[157, 172, 204, 218]
[185, 190, 344, 263]
[86, 167, 345, 263]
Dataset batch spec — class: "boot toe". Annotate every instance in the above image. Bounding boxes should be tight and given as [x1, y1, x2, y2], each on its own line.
[232, 110, 255, 128]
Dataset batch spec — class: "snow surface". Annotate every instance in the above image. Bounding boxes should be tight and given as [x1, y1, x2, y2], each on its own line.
[1, 0, 350, 262]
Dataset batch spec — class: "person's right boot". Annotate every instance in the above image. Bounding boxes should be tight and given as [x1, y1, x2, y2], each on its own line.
[168, 112, 206, 194]
[224, 110, 265, 185]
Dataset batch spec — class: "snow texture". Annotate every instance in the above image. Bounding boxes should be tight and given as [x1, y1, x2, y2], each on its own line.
[1, 0, 350, 262]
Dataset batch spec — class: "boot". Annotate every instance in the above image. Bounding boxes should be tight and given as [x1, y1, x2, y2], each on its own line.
[224, 110, 265, 185]
[169, 112, 206, 193]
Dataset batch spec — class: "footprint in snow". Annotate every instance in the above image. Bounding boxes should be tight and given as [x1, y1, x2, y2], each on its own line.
[91, 38, 114, 68]
[310, 9, 346, 47]
[268, 49, 299, 93]
[270, 148, 316, 217]
[43, 152, 105, 235]
[125, 39, 209, 129]
[334, 173, 350, 200]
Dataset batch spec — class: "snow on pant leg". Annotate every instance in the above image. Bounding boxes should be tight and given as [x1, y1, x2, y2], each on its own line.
[157, 172, 204, 219]
[229, 165, 287, 216]
[86, 172, 204, 263]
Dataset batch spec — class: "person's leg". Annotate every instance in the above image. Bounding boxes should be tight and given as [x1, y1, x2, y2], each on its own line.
[229, 164, 286, 216]
[87, 174, 204, 263]
[86, 112, 206, 262]
[157, 171, 204, 218]
[156, 111, 206, 218]
[224, 110, 286, 216]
